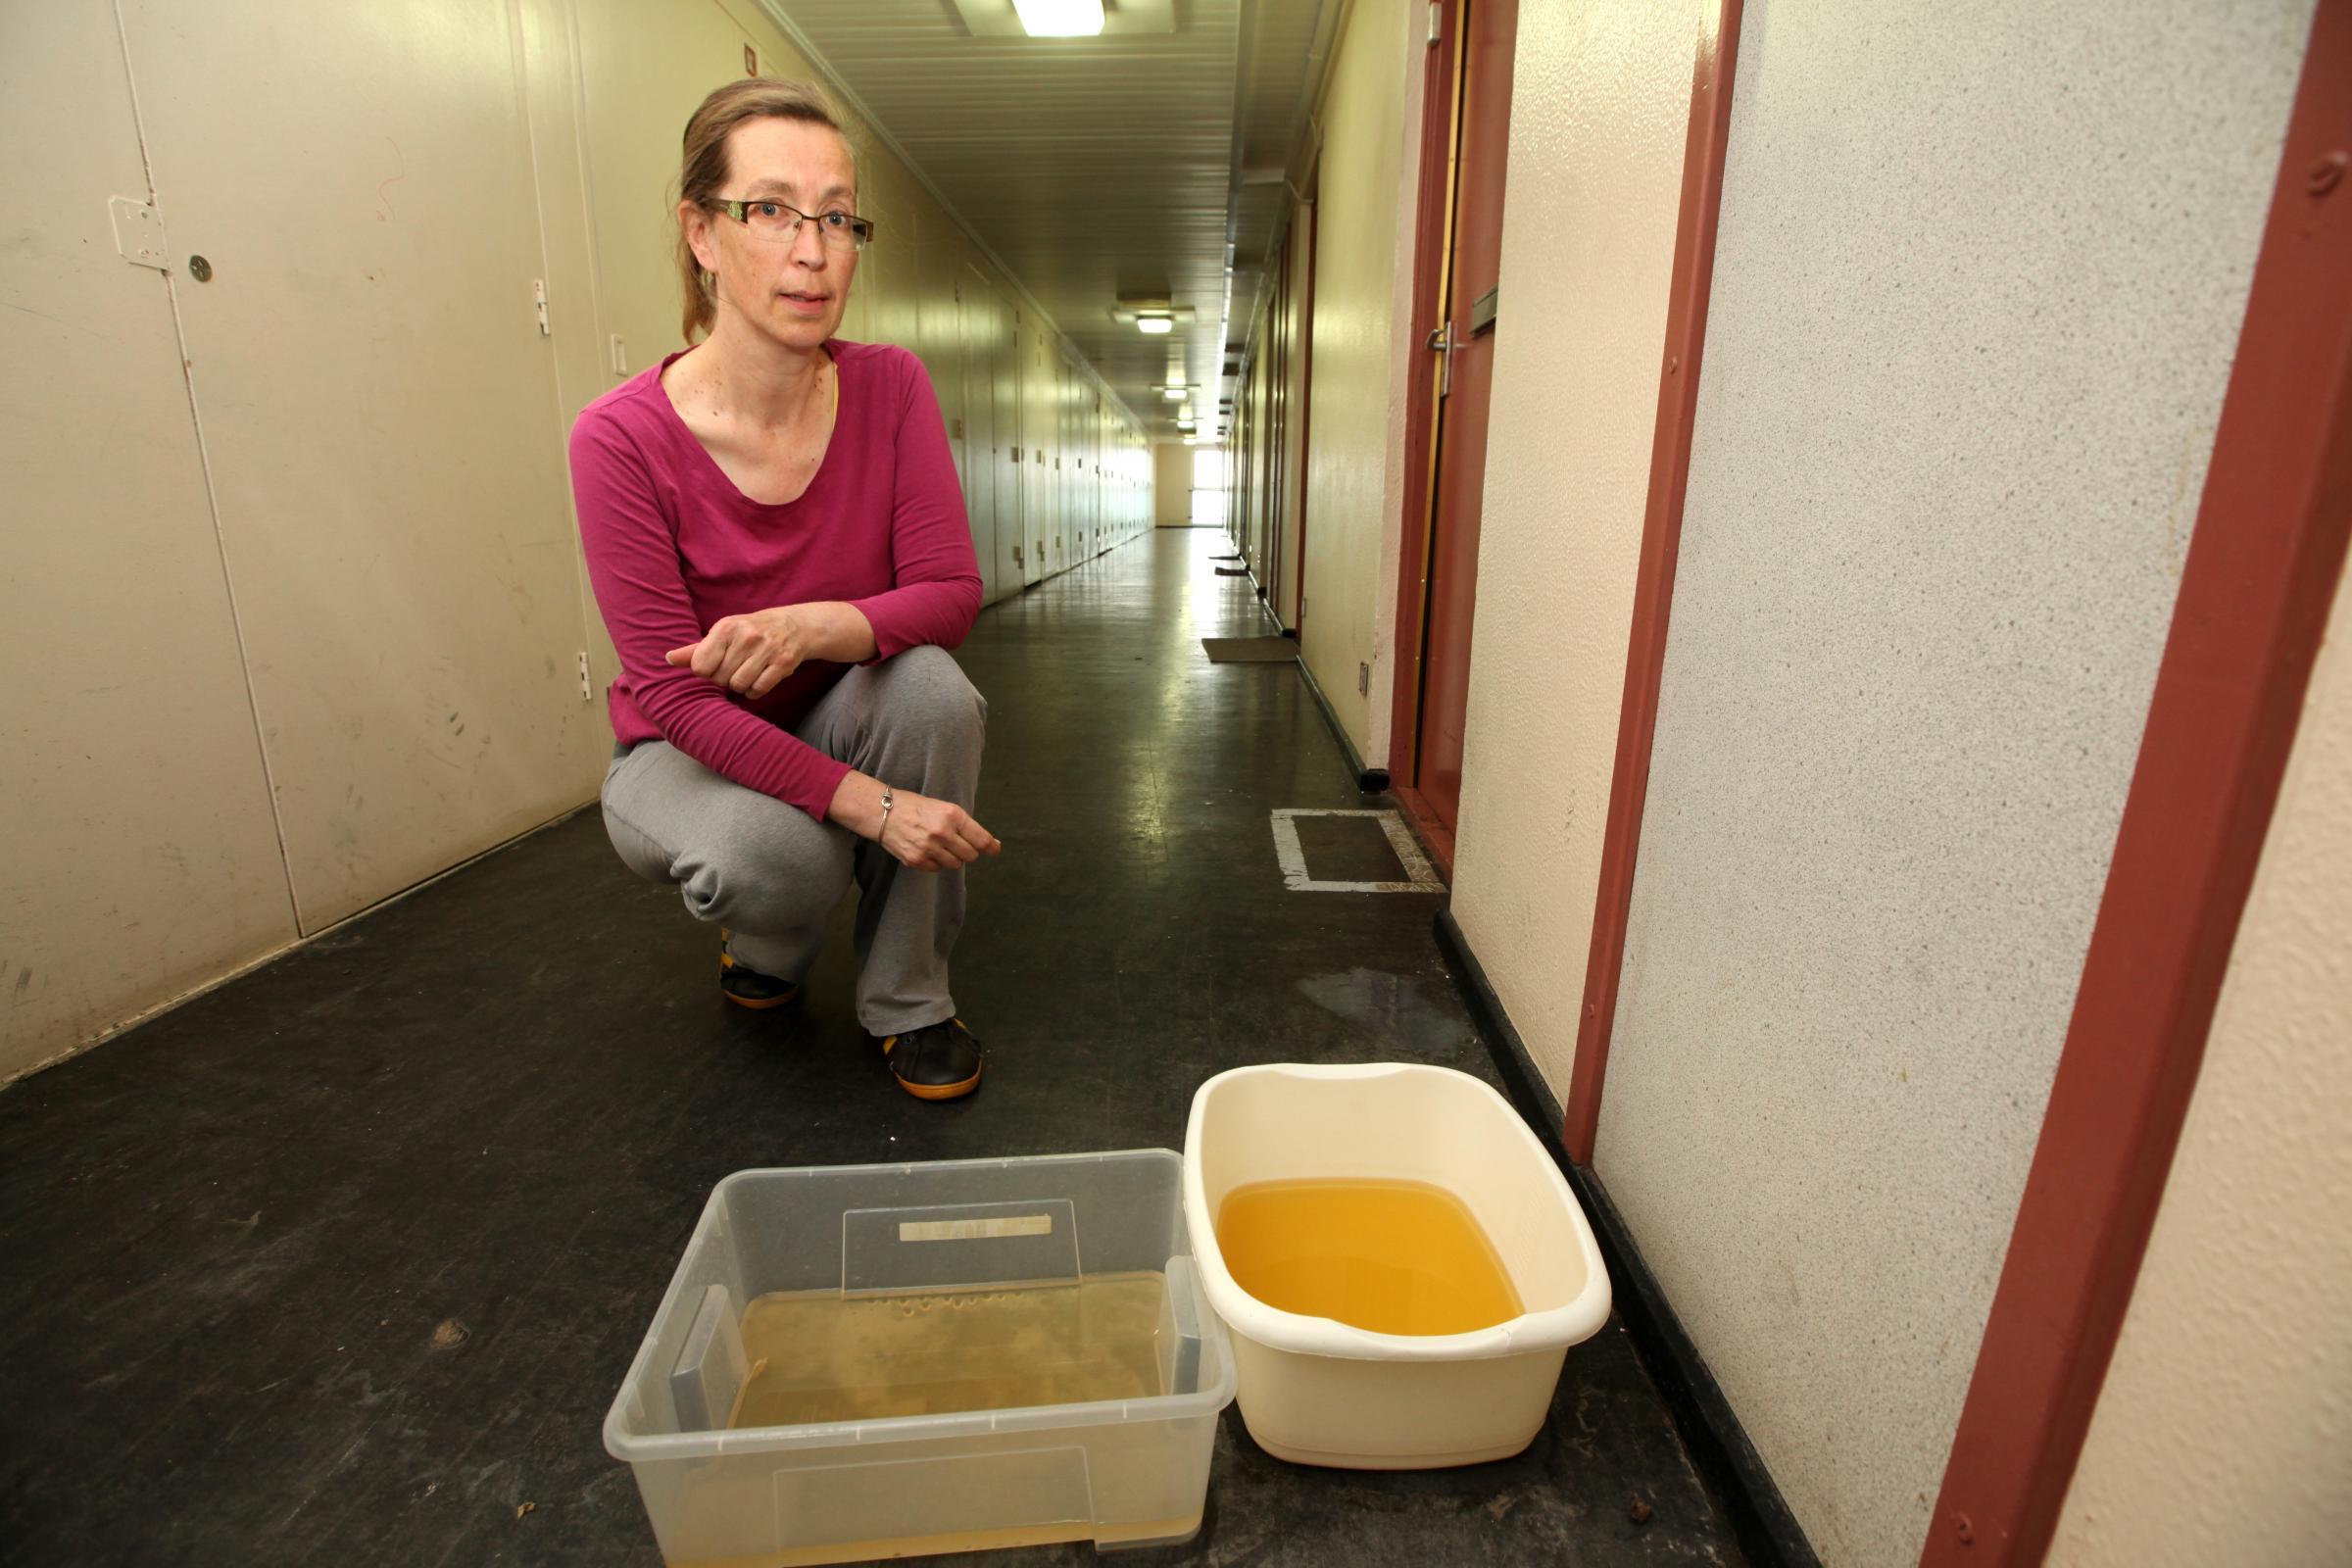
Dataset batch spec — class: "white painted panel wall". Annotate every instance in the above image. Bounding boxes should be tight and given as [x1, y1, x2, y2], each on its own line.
[1298, 0, 1420, 764]
[1592, 3, 2315, 1562]
[5, 0, 1150, 1074]
[119, 0, 612, 932]
[0, 0, 297, 1078]
[1447, 0, 1704, 1097]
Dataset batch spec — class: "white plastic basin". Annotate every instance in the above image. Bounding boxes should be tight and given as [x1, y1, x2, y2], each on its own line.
[1181, 1062, 1611, 1468]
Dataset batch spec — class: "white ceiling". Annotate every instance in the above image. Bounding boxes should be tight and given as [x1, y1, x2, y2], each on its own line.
[758, 0, 1341, 442]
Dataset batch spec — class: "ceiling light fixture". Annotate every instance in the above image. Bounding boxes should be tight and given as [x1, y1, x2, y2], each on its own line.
[1112, 303, 1196, 328]
[1162, 386, 1187, 401]
[1011, 0, 1103, 37]
[953, 0, 1171, 36]
[1136, 316, 1174, 335]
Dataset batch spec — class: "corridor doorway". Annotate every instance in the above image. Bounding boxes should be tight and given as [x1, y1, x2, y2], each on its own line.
[1390, 0, 1519, 872]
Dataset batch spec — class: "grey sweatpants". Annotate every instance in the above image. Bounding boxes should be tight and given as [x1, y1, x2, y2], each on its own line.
[599, 645, 987, 1035]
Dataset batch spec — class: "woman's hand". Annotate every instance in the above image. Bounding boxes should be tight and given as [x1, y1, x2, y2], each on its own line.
[666, 604, 876, 699]
[882, 791, 1003, 871]
[828, 772, 1001, 872]
[666, 607, 811, 698]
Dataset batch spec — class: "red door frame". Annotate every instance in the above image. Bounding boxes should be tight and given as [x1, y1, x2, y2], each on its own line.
[1386, 0, 1466, 868]
[1923, 6, 2352, 1560]
[1291, 200, 1317, 636]
[1560, 0, 1746, 1164]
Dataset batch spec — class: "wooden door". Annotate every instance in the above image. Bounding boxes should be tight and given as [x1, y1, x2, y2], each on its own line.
[1407, 0, 1517, 859]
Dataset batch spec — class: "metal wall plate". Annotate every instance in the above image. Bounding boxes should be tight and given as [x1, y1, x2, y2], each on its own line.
[109, 196, 167, 270]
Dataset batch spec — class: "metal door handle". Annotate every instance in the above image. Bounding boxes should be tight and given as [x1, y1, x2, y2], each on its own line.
[1427, 322, 1458, 398]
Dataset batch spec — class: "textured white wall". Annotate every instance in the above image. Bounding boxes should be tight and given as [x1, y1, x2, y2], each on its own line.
[1298, 0, 1416, 763]
[1448, 0, 1704, 1098]
[1590, 2, 2315, 1563]
[2051, 564, 2352, 1565]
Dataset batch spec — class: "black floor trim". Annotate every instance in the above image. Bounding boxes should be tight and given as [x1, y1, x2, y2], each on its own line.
[1433, 908, 1822, 1568]
[1294, 654, 1391, 794]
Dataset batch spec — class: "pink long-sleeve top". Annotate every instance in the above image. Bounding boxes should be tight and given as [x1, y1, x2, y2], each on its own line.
[569, 340, 982, 819]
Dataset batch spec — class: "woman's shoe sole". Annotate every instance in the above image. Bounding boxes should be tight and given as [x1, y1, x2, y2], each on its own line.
[721, 986, 800, 1011]
[880, 1031, 983, 1100]
[893, 1069, 982, 1101]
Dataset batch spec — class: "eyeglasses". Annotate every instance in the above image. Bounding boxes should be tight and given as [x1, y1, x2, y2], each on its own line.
[709, 197, 874, 251]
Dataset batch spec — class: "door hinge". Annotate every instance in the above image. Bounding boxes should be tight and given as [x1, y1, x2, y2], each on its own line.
[576, 652, 593, 702]
[1428, 0, 1443, 46]
[533, 278, 550, 336]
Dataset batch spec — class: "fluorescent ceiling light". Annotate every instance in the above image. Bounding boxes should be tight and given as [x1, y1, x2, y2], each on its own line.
[1111, 304, 1195, 325]
[953, 0, 1170, 35]
[1162, 387, 1186, 401]
[1137, 317, 1174, 334]
[1012, 0, 1103, 36]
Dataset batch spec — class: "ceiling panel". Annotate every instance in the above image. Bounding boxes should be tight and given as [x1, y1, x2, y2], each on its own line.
[760, 0, 1335, 442]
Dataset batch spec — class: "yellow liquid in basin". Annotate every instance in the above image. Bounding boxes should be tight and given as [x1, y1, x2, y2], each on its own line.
[1215, 1178, 1523, 1337]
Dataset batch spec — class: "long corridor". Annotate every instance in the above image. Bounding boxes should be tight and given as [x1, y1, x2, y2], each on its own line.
[0, 530, 1742, 1566]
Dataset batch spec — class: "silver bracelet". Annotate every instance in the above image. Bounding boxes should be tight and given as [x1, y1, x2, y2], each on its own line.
[878, 784, 894, 838]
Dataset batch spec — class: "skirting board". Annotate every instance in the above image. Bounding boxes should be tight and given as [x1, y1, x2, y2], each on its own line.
[1433, 909, 1821, 1568]
[1294, 654, 1393, 794]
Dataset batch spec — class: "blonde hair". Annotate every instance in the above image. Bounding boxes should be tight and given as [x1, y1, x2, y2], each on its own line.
[674, 77, 852, 344]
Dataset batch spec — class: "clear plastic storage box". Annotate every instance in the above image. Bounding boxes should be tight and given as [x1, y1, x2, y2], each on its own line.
[605, 1150, 1236, 1567]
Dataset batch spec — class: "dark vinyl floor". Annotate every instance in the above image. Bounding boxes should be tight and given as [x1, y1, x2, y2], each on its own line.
[0, 530, 1743, 1567]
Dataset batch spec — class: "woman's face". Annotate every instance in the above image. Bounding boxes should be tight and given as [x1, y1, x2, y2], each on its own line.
[690, 116, 859, 352]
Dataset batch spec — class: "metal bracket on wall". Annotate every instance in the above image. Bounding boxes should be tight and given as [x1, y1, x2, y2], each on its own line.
[110, 196, 167, 270]
[575, 652, 592, 703]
